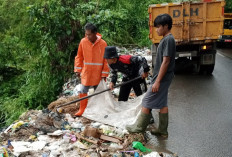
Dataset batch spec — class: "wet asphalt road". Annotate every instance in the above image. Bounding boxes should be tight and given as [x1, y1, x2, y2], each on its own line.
[148, 48, 232, 157]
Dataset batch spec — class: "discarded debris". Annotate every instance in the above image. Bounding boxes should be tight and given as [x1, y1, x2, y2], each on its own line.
[76, 133, 99, 145]
[0, 108, 162, 156]
[100, 135, 121, 143]
[83, 126, 101, 138]
[143, 152, 161, 157]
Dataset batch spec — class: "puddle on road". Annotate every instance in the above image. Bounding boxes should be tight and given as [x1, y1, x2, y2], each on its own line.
[144, 131, 178, 157]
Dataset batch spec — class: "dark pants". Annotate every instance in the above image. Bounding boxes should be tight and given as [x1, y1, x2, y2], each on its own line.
[118, 77, 147, 101]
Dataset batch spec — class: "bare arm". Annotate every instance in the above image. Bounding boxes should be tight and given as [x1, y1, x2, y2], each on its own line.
[152, 56, 170, 92]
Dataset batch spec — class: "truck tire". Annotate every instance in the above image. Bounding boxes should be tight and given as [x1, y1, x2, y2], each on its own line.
[217, 42, 222, 48]
[205, 64, 215, 74]
[175, 57, 193, 74]
[199, 64, 215, 75]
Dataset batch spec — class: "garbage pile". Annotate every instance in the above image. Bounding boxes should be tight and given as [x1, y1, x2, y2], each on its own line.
[0, 108, 162, 157]
[0, 47, 178, 157]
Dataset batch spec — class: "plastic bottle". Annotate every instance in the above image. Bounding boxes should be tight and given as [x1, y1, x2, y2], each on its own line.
[134, 152, 139, 157]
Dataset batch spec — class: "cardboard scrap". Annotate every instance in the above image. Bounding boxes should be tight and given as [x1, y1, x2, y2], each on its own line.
[100, 135, 121, 143]
[76, 133, 99, 145]
[83, 126, 101, 138]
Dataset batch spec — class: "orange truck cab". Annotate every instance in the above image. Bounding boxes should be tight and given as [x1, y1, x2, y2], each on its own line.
[217, 13, 232, 43]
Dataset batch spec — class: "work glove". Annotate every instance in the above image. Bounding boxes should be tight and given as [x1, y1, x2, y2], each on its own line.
[141, 72, 148, 79]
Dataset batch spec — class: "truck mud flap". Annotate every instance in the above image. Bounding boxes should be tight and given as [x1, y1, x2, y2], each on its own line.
[200, 50, 216, 65]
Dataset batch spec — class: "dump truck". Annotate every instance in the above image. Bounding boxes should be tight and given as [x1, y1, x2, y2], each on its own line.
[149, 0, 225, 74]
[217, 13, 232, 45]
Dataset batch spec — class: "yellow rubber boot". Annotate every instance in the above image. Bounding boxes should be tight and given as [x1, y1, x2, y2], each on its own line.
[75, 93, 88, 116]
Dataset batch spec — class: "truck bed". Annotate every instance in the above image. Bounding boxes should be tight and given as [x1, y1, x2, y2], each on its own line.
[148, 0, 225, 45]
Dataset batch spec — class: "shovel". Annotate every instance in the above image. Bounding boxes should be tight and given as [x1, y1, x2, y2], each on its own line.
[56, 76, 142, 112]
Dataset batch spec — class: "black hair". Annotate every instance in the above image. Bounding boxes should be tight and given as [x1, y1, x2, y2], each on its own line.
[154, 14, 173, 30]
[84, 23, 97, 33]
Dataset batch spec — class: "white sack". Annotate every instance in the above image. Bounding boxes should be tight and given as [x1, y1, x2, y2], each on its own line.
[83, 80, 144, 129]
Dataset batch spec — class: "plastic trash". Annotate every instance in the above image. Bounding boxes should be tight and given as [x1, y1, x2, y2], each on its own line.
[134, 152, 139, 157]
[0, 147, 8, 157]
[73, 84, 81, 96]
[112, 88, 120, 97]
[70, 134, 77, 142]
[132, 141, 151, 152]
[81, 126, 85, 132]
[3, 124, 13, 133]
[71, 122, 83, 129]
[63, 133, 76, 142]
[91, 122, 101, 128]
[144, 56, 152, 63]
[29, 135, 37, 141]
[109, 143, 123, 150]
[88, 88, 95, 95]
[73, 141, 88, 149]
[12, 121, 24, 130]
[65, 114, 75, 123]
[42, 153, 48, 157]
[11, 141, 46, 156]
[7, 140, 13, 150]
[113, 128, 124, 137]
[99, 125, 112, 135]
[57, 108, 63, 114]
[63, 90, 73, 96]
[61, 121, 71, 130]
[109, 132, 115, 136]
[47, 130, 63, 136]
[143, 152, 161, 157]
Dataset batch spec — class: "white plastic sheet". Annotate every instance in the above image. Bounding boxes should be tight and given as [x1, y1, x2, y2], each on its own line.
[83, 80, 144, 129]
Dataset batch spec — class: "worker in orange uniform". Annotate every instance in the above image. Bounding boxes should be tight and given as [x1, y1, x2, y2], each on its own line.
[74, 23, 109, 116]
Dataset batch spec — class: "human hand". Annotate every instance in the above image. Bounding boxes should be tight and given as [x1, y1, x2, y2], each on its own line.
[109, 82, 114, 90]
[152, 81, 160, 93]
[141, 72, 148, 79]
[102, 77, 106, 82]
[76, 72, 81, 78]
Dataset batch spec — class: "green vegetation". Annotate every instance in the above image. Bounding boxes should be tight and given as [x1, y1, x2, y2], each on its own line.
[225, 0, 232, 13]
[0, 0, 230, 127]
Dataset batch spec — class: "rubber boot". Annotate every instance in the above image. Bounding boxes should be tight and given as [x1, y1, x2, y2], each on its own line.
[75, 93, 88, 116]
[126, 112, 152, 133]
[151, 113, 168, 137]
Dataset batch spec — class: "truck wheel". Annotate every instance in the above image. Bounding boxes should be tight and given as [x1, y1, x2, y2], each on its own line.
[205, 64, 215, 74]
[195, 62, 201, 74]
[216, 42, 222, 48]
[199, 64, 215, 75]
